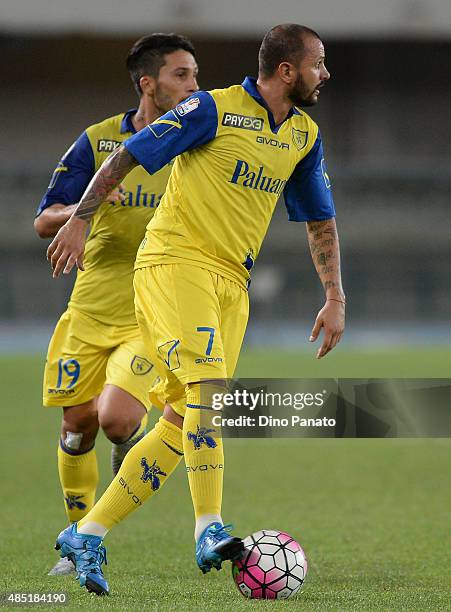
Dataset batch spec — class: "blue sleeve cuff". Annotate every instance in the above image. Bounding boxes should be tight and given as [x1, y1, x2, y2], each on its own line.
[124, 91, 218, 175]
[283, 133, 336, 222]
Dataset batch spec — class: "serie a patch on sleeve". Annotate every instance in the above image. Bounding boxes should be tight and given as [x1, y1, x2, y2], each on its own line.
[175, 97, 201, 116]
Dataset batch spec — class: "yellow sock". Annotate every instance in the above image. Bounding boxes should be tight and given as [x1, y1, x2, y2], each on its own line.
[184, 384, 224, 519]
[78, 417, 183, 531]
[58, 442, 99, 523]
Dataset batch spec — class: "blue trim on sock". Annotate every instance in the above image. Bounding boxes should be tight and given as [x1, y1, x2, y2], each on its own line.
[111, 420, 146, 447]
[162, 440, 184, 456]
[124, 423, 141, 443]
[59, 438, 95, 456]
[186, 404, 214, 410]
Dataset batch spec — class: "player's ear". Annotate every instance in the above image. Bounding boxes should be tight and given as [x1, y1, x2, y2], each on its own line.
[278, 62, 294, 84]
[139, 75, 156, 96]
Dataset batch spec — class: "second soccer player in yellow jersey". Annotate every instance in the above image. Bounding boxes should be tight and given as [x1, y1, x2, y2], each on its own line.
[35, 33, 198, 576]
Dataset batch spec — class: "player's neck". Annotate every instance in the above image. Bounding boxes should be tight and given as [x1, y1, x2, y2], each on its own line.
[256, 78, 293, 127]
[131, 100, 161, 132]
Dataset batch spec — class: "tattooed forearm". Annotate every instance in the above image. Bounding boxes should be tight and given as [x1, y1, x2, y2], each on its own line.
[306, 218, 345, 300]
[316, 249, 334, 266]
[309, 237, 334, 256]
[308, 220, 337, 241]
[74, 146, 138, 222]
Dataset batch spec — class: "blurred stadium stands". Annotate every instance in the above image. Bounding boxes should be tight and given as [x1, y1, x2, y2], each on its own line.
[0, 3, 450, 346]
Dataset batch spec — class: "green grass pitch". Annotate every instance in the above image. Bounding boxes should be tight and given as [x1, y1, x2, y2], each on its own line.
[1, 349, 450, 610]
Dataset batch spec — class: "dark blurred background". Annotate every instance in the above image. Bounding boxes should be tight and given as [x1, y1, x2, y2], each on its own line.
[1, 0, 450, 349]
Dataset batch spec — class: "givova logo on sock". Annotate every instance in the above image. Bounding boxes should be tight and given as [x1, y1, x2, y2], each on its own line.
[187, 425, 217, 450]
[140, 458, 167, 491]
[64, 494, 86, 510]
[186, 463, 223, 472]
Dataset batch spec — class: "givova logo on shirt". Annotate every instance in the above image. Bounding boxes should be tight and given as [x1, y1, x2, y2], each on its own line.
[230, 160, 287, 195]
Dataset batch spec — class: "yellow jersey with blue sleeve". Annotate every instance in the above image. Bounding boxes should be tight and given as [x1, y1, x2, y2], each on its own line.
[125, 77, 335, 289]
[37, 110, 172, 325]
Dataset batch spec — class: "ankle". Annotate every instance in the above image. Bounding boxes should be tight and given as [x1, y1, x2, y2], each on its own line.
[195, 514, 223, 541]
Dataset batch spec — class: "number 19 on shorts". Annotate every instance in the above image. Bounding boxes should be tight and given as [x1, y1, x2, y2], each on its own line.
[56, 359, 80, 389]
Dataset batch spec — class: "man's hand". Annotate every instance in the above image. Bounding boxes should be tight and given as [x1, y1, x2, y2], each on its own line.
[45, 145, 137, 277]
[47, 216, 88, 278]
[106, 184, 125, 204]
[309, 299, 345, 359]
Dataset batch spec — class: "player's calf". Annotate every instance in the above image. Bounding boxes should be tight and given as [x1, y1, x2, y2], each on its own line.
[97, 385, 148, 474]
[59, 404, 100, 523]
[110, 424, 147, 475]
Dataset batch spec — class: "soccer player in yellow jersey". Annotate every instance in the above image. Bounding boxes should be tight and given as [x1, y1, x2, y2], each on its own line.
[48, 24, 345, 595]
[35, 33, 198, 576]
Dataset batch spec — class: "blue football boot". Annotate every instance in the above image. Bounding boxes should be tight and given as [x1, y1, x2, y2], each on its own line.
[55, 524, 109, 595]
[196, 522, 244, 574]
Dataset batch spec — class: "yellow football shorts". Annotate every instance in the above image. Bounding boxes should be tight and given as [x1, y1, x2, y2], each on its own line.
[134, 264, 249, 417]
[43, 307, 159, 408]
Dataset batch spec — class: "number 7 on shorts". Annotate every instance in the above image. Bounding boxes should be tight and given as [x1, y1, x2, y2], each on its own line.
[196, 327, 215, 356]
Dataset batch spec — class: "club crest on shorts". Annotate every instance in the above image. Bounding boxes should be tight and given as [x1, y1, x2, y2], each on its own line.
[140, 458, 167, 491]
[187, 425, 217, 450]
[64, 494, 86, 510]
[130, 355, 153, 375]
[292, 128, 308, 151]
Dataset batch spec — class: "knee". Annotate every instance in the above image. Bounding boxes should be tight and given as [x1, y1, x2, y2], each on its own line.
[163, 404, 184, 429]
[61, 403, 99, 450]
[62, 403, 98, 433]
[99, 411, 138, 444]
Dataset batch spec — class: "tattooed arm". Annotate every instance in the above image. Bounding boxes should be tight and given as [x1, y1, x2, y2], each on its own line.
[306, 217, 345, 358]
[47, 146, 138, 277]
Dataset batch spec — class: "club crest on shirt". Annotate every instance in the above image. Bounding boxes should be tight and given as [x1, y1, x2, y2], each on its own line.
[130, 355, 154, 375]
[175, 97, 200, 116]
[292, 128, 308, 151]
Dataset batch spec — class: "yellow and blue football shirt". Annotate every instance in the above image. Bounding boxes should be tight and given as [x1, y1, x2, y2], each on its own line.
[126, 77, 335, 289]
[37, 111, 172, 325]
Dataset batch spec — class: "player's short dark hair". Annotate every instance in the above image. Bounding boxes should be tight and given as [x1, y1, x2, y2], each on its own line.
[258, 24, 321, 78]
[127, 33, 196, 96]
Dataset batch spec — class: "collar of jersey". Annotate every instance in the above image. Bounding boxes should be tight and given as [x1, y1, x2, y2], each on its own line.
[241, 76, 301, 134]
[121, 109, 138, 134]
